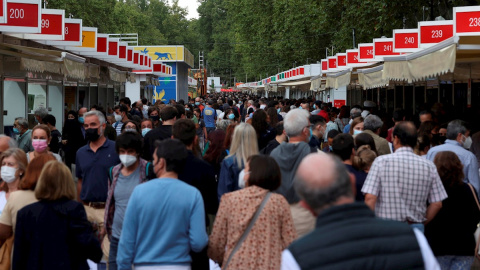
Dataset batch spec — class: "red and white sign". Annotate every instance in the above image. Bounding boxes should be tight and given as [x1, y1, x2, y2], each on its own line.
[328, 56, 337, 69]
[454, 6, 480, 36]
[345, 49, 369, 67]
[393, 29, 419, 52]
[45, 18, 82, 46]
[418, 20, 454, 48]
[118, 43, 127, 59]
[0, 0, 7, 24]
[358, 43, 374, 62]
[321, 60, 328, 72]
[334, 100, 346, 108]
[0, 0, 41, 33]
[336, 53, 347, 67]
[373, 38, 400, 59]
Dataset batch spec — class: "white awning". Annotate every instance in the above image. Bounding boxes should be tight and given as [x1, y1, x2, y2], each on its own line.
[383, 36, 458, 83]
[358, 65, 387, 89]
[310, 77, 324, 91]
[278, 79, 311, 87]
[326, 69, 352, 89]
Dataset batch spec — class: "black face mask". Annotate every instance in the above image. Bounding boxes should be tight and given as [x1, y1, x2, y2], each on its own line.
[439, 135, 447, 145]
[85, 128, 100, 142]
[150, 115, 160, 122]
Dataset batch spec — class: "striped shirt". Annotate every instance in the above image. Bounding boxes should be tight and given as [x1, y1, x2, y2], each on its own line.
[362, 147, 447, 223]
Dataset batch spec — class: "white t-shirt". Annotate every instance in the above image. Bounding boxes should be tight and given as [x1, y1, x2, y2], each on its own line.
[0, 191, 7, 216]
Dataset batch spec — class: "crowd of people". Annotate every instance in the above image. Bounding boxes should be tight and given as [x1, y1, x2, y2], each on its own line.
[0, 94, 479, 269]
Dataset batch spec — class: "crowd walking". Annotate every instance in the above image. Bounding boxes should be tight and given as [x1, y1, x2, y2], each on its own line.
[0, 94, 479, 269]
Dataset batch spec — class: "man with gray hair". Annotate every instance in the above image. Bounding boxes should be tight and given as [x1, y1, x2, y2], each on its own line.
[13, 117, 33, 153]
[363, 114, 391, 156]
[0, 134, 17, 155]
[427, 120, 480, 194]
[75, 110, 120, 239]
[271, 109, 318, 237]
[34, 106, 48, 124]
[281, 153, 439, 270]
[343, 107, 362, 133]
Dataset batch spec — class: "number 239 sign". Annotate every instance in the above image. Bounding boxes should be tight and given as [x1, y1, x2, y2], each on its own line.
[0, 0, 41, 33]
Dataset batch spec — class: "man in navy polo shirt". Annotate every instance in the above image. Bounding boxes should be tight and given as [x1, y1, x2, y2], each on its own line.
[202, 100, 217, 134]
[76, 110, 120, 237]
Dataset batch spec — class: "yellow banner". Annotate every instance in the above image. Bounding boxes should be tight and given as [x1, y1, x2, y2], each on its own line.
[81, 31, 96, 48]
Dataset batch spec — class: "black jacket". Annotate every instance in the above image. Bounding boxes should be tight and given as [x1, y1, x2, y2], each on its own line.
[289, 203, 424, 270]
[142, 125, 173, 161]
[13, 199, 102, 270]
[62, 120, 87, 166]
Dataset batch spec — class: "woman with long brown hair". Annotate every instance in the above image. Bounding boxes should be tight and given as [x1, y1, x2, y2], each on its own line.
[425, 151, 480, 269]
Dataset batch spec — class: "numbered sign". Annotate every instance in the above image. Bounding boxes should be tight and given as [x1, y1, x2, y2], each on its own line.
[69, 27, 97, 51]
[0, 0, 8, 24]
[118, 43, 127, 59]
[108, 39, 119, 57]
[336, 53, 347, 67]
[0, 0, 41, 33]
[373, 38, 400, 60]
[358, 43, 374, 62]
[321, 60, 328, 72]
[393, 29, 419, 52]
[419, 20, 454, 48]
[22, 9, 64, 40]
[45, 18, 82, 46]
[328, 56, 337, 70]
[454, 6, 480, 36]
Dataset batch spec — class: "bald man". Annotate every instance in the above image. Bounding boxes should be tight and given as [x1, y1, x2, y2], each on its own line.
[281, 154, 440, 270]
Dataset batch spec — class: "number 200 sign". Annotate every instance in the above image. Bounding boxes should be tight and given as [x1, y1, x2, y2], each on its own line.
[454, 6, 480, 36]
[0, 0, 41, 33]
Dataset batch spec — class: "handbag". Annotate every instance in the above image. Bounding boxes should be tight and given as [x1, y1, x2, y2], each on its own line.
[222, 192, 271, 270]
[468, 184, 480, 257]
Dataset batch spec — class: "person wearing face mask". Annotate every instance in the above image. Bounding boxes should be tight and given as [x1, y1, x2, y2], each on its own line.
[0, 148, 27, 204]
[120, 120, 140, 134]
[322, 130, 339, 153]
[116, 139, 208, 270]
[104, 132, 151, 270]
[27, 125, 62, 162]
[140, 119, 153, 138]
[309, 115, 326, 150]
[13, 117, 34, 154]
[62, 110, 87, 173]
[427, 120, 480, 196]
[113, 105, 129, 136]
[75, 110, 120, 251]
[148, 107, 161, 128]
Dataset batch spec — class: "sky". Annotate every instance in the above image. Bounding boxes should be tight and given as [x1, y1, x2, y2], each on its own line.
[174, 0, 200, 19]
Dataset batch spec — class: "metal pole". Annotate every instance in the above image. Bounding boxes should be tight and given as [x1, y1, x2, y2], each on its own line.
[352, 28, 356, 49]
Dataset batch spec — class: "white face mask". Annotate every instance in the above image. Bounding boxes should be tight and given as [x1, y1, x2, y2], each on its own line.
[1, 166, 18, 183]
[114, 114, 122, 122]
[464, 136, 473, 150]
[119, 154, 137, 167]
[238, 169, 246, 189]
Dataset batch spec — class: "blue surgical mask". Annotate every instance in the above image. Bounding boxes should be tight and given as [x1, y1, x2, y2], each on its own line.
[195, 102, 200, 106]
[185, 108, 190, 111]
[142, 128, 151, 137]
[353, 129, 362, 135]
[277, 108, 280, 113]
[308, 128, 313, 142]
[313, 104, 316, 109]
[78, 117, 84, 124]
[329, 145, 333, 151]
[13, 128, 19, 134]
[228, 114, 235, 120]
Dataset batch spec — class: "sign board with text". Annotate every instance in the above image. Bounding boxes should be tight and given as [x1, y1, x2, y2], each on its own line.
[346, 49, 369, 67]
[71, 27, 97, 51]
[393, 29, 419, 53]
[454, 6, 480, 36]
[336, 53, 347, 67]
[0, 0, 41, 33]
[358, 43, 374, 62]
[328, 56, 337, 70]
[23, 9, 64, 40]
[373, 38, 400, 60]
[418, 20, 454, 48]
[45, 18, 82, 46]
[334, 100, 346, 108]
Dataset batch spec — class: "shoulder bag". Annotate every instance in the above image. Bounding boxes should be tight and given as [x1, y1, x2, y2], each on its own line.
[222, 192, 272, 270]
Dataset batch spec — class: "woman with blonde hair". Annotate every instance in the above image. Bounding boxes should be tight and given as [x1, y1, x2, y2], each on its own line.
[0, 148, 27, 202]
[217, 123, 258, 200]
[353, 145, 377, 173]
[12, 161, 102, 269]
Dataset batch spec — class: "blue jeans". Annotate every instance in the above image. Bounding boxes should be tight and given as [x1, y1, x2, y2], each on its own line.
[410, 223, 425, 233]
[108, 236, 119, 270]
